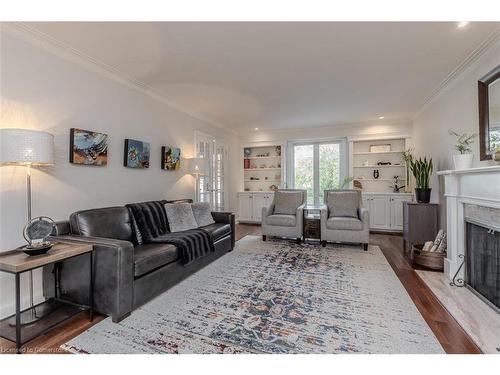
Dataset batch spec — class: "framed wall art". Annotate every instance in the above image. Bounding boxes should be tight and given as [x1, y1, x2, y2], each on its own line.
[70, 128, 108, 166]
[124, 139, 150, 169]
[161, 146, 181, 170]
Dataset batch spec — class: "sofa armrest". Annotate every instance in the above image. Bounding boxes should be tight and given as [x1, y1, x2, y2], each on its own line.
[211, 212, 235, 249]
[46, 234, 134, 322]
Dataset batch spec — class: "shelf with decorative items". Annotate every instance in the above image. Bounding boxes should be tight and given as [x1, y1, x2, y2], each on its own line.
[349, 137, 413, 194]
[243, 144, 283, 193]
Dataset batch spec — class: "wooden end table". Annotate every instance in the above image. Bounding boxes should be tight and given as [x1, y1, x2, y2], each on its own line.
[0, 242, 94, 354]
[303, 204, 323, 243]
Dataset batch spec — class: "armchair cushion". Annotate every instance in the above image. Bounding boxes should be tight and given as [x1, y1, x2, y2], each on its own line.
[265, 214, 297, 227]
[326, 217, 363, 231]
[191, 202, 215, 227]
[326, 190, 360, 218]
[274, 191, 304, 215]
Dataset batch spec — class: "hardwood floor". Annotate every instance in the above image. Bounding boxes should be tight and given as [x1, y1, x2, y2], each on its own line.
[0, 224, 480, 354]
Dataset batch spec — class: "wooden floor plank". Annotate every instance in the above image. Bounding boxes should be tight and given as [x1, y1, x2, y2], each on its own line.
[0, 224, 480, 354]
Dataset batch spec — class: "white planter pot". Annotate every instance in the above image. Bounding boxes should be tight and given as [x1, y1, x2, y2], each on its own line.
[453, 154, 473, 170]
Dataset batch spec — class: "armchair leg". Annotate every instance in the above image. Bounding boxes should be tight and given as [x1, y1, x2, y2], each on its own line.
[363, 243, 368, 251]
[296, 237, 301, 244]
[321, 240, 327, 247]
[262, 235, 267, 241]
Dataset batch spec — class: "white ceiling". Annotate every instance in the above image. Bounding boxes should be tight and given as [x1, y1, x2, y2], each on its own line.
[23, 22, 500, 132]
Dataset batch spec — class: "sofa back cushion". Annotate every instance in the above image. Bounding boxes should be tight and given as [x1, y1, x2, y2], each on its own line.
[164, 203, 198, 232]
[326, 190, 360, 218]
[273, 190, 305, 215]
[70, 206, 136, 242]
[191, 202, 215, 227]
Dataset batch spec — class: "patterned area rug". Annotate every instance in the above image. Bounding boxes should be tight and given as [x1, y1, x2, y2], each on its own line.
[62, 236, 444, 354]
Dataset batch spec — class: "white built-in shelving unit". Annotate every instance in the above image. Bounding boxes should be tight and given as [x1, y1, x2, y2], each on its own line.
[348, 136, 414, 231]
[349, 137, 409, 193]
[243, 145, 283, 192]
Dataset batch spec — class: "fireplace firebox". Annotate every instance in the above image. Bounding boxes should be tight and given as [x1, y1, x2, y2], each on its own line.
[466, 220, 500, 312]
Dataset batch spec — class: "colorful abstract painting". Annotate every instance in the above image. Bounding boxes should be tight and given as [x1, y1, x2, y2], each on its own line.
[161, 146, 181, 170]
[70, 128, 108, 166]
[124, 139, 150, 169]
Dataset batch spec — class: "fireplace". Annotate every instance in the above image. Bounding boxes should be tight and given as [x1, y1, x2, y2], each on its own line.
[466, 220, 500, 312]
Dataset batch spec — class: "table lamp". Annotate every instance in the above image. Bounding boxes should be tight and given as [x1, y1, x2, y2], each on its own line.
[0, 128, 54, 324]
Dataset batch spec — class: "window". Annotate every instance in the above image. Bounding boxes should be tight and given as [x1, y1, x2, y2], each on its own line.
[287, 139, 347, 204]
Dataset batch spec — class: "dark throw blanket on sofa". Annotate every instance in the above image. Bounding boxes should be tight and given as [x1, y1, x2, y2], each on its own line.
[126, 202, 215, 265]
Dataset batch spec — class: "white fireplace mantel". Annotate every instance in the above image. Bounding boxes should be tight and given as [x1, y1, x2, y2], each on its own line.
[437, 165, 500, 279]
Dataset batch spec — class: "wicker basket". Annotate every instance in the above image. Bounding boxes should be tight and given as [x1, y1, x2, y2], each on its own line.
[412, 244, 445, 271]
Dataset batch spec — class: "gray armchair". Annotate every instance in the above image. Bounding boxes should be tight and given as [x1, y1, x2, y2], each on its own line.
[262, 189, 307, 243]
[320, 189, 369, 250]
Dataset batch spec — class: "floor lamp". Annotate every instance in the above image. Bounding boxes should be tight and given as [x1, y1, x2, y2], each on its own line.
[0, 128, 54, 324]
[187, 157, 207, 203]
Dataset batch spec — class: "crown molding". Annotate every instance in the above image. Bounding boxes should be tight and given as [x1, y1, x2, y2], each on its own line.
[2, 22, 239, 136]
[237, 117, 412, 135]
[413, 26, 500, 120]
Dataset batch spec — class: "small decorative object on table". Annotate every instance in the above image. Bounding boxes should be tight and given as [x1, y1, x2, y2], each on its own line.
[21, 216, 56, 256]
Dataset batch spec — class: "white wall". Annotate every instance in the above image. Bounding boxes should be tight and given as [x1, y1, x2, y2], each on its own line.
[0, 27, 239, 317]
[412, 36, 499, 227]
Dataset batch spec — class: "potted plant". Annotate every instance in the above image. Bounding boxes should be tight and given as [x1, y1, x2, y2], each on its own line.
[410, 157, 433, 203]
[448, 130, 476, 170]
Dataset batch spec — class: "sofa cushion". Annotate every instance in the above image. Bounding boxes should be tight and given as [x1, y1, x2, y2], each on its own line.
[201, 223, 231, 242]
[70, 206, 136, 242]
[326, 216, 363, 231]
[273, 191, 303, 215]
[265, 214, 297, 227]
[164, 203, 198, 232]
[326, 190, 360, 218]
[192, 202, 215, 227]
[134, 243, 179, 277]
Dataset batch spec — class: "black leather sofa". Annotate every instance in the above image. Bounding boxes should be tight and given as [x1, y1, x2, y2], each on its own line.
[44, 199, 235, 322]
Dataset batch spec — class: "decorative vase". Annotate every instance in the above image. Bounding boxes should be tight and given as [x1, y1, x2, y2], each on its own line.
[453, 153, 473, 170]
[493, 149, 500, 162]
[415, 188, 431, 203]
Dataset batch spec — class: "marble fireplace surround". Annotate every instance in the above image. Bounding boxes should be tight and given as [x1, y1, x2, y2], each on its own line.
[437, 165, 500, 281]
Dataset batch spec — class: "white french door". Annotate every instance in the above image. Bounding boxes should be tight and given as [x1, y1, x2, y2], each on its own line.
[287, 138, 347, 204]
[195, 131, 227, 211]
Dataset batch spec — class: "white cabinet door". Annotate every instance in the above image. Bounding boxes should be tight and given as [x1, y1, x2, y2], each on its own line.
[361, 195, 369, 209]
[369, 195, 391, 230]
[238, 193, 252, 222]
[252, 193, 267, 221]
[390, 195, 412, 230]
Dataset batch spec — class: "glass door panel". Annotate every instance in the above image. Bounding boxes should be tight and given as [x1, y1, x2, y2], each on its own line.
[319, 143, 341, 203]
[293, 144, 314, 203]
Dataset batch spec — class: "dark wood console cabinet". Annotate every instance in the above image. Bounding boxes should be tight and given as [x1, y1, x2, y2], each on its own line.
[403, 202, 439, 259]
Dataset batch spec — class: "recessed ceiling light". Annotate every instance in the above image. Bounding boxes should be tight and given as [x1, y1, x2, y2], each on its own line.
[457, 21, 469, 29]
[254, 127, 259, 131]
[378, 116, 385, 120]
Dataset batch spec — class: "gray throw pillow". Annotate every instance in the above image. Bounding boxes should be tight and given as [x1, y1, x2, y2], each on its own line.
[191, 202, 215, 227]
[164, 203, 198, 232]
[327, 191, 360, 218]
[273, 191, 303, 215]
